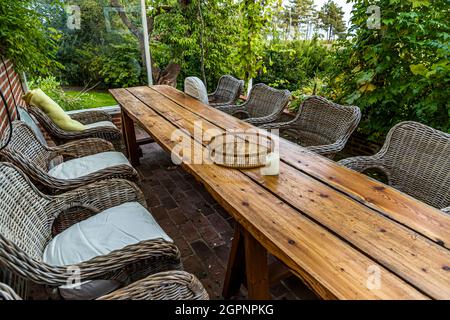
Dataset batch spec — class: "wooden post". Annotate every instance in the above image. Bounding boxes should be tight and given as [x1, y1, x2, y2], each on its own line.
[121, 107, 140, 166]
[243, 229, 270, 299]
[222, 224, 246, 298]
[222, 224, 270, 300]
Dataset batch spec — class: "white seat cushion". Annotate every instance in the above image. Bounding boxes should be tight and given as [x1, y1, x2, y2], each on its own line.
[48, 151, 131, 180]
[84, 121, 117, 130]
[43, 202, 172, 299]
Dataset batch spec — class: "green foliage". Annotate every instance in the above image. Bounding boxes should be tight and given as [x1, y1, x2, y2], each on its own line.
[256, 38, 331, 92]
[232, 0, 277, 88]
[329, 0, 449, 140]
[28, 76, 91, 111]
[50, 0, 144, 88]
[150, 0, 240, 89]
[0, 0, 62, 75]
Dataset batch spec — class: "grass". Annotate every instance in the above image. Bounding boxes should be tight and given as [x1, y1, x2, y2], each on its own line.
[64, 91, 117, 109]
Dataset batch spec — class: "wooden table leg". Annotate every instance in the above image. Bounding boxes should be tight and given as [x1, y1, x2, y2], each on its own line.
[222, 224, 270, 300]
[243, 229, 270, 300]
[222, 224, 246, 298]
[121, 107, 140, 166]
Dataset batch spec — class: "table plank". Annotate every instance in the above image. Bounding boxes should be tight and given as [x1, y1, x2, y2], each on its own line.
[127, 86, 450, 299]
[111, 87, 427, 299]
[154, 85, 450, 250]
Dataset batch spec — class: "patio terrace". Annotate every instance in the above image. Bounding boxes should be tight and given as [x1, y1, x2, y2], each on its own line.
[135, 132, 318, 300]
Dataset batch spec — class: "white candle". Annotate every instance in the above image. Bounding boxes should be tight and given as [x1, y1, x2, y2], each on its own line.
[261, 152, 280, 176]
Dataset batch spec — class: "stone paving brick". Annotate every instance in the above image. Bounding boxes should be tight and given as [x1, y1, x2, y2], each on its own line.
[198, 225, 225, 248]
[137, 142, 314, 300]
[149, 205, 169, 220]
[168, 207, 188, 225]
[213, 244, 231, 267]
[146, 194, 161, 207]
[179, 221, 202, 243]
[207, 213, 233, 234]
[172, 236, 193, 257]
[160, 196, 178, 210]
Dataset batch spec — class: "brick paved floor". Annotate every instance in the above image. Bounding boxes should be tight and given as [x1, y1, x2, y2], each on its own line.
[136, 141, 319, 300]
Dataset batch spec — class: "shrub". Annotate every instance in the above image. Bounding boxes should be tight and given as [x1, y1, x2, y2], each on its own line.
[255, 38, 332, 92]
[329, 0, 449, 141]
[0, 0, 62, 75]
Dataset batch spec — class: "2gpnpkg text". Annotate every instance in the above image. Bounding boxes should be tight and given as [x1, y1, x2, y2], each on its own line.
[175, 304, 274, 318]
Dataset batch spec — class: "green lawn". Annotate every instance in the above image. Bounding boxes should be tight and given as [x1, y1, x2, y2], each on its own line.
[65, 91, 117, 109]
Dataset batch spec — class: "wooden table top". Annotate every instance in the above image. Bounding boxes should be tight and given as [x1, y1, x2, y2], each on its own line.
[110, 85, 450, 300]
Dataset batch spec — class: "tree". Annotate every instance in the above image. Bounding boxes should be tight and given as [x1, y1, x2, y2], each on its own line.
[317, 0, 346, 41]
[330, 0, 449, 140]
[233, 0, 276, 89]
[285, 0, 315, 39]
[0, 0, 61, 75]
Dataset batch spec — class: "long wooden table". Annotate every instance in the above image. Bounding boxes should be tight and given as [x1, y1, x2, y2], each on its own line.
[110, 85, 450, 300]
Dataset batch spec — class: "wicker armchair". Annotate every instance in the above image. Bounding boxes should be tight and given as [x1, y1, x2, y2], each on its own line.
[0, 121, 138, 193]
[1, 271, 208, 300]
[339, 121, 450, 212]
[208, 75, 244, 107]
[216, 83, 291, 126]
[98, 271, 208, 300]
[261, 96, 361, 159]
[27, 105, 125, 152]
[0, 162, 181, 299]
[0, 282, 22, 300]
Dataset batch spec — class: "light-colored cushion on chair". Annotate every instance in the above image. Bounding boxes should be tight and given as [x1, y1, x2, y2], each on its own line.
[18, 107, 48, 146]
[43, 202, 172, 299]
[23, 89, 86, 131]
[84, 121, 117, 130]
[184, 77, 209, 105]
[47, 151, 131, 179]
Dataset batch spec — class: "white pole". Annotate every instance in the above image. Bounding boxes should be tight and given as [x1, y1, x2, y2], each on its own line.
[247, 78, 253, 97]
[21, 72, 29, 92]
[140, 0, 153, 86]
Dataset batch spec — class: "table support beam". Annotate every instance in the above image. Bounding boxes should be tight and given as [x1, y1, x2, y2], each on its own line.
[223, 224, 270, 300]
[121, 107, 140, 166]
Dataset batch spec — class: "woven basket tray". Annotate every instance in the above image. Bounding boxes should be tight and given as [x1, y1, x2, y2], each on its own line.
[208, 131, 274, 169]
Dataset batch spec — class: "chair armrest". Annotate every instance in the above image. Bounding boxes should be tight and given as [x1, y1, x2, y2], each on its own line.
[244, 112, 283, 126]
[260, 121, 293, 130]
[70, 110, 113, 124]
[306, 141, 347, 159]
[215, 104, 247, 115]
[58, 138, 115, 159]
[442, 207, 450, 215]
[338, 156, 383, 172]
[0, 237, 180, 286]
[56, 178, 146, 214]
[0, 283, 22, 300]
[306, 143, 343, 158]
[9, 155, 138, 192]
[97, 271, 209, 300]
